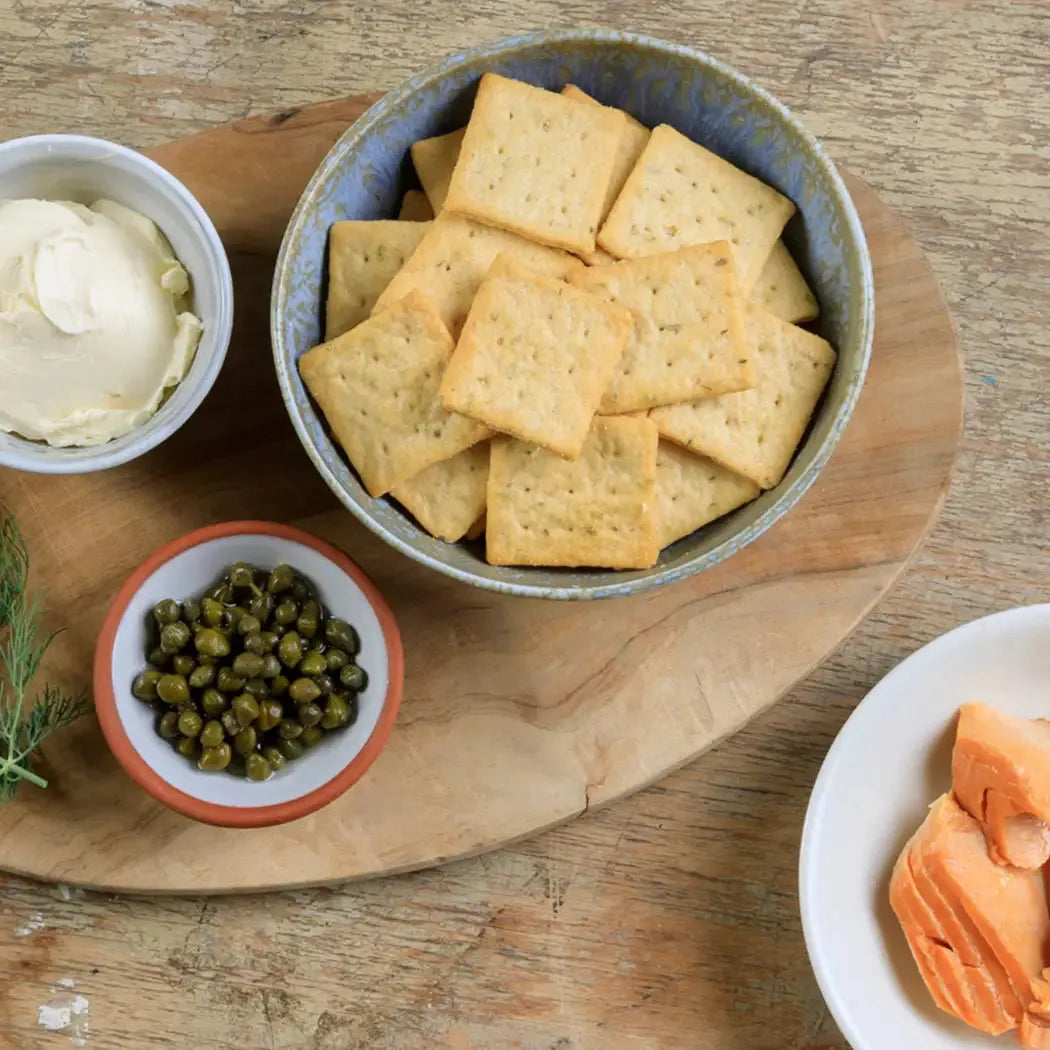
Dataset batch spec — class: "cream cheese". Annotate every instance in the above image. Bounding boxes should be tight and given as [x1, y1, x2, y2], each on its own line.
[0, 197, 204, 447]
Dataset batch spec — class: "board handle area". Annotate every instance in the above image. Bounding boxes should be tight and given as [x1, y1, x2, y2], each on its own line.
[147, 94, 380, 254]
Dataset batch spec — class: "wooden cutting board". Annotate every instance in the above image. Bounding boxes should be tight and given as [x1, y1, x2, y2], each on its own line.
[0, 97, 963, 894]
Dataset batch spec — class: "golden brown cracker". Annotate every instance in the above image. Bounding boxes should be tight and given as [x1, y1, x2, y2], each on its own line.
[410, 127, 466, 212]
[391, 442, 490, 542]
[299, 291, 489, 497]
[752, 238, 819, 323]
[486, 416, 659, 569]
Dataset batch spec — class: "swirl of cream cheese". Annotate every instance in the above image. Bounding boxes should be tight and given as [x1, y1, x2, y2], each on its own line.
[0, 197, 204, 447]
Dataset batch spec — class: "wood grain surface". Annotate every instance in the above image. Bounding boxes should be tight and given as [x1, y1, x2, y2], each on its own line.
[0, 95, 961, 891]
[0, 2, 1047, 1049]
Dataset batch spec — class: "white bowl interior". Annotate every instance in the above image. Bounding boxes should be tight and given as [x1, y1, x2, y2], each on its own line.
[110, 533, 389, 808]
[0, 135, 233, 472]
[800, 604, 1050, 1049]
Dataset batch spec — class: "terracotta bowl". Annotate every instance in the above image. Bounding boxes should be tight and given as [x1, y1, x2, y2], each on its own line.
[93, 521, 403, 827]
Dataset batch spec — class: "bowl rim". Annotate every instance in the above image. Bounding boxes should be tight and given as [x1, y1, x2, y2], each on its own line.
[92, 520, 404, 828]
[0, 132, 235, 475]
[271, 28, 875, 599]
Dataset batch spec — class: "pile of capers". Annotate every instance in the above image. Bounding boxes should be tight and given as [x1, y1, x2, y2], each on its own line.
[132, 562, 367, 781]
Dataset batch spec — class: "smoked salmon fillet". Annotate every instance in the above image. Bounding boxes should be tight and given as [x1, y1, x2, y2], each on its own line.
[953, 703, 1050, 869]
[890, 794, 1050, 1047]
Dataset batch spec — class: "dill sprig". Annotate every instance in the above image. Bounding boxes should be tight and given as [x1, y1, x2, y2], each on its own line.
[0, 508, 90, 802]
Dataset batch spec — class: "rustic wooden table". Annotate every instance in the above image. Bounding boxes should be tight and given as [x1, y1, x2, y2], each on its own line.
[1, 2, 1047, 1048]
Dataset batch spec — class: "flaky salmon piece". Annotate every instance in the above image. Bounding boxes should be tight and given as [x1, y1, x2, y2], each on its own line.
[953, 703, 1050, 869]
[890, 794, 1050, 1047]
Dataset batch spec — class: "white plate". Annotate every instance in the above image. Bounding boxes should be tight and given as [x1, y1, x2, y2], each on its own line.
[799, 603, 1050, 1049]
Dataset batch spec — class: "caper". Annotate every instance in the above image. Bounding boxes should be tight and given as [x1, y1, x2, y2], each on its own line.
[243, 631, 266, 656]
[177, 709, 203, 737]
[333, 691, 358, 726]
[209, 582, 231, 603]
[325, 619, 360, 656]
[274, 598, 299, 625]
[177, 735, 201, 759]
[157, 674, 190, 705]
[300, 726, 323, 747]
[197, 654, 218, 667]
[288, 677, 322, 704]
[223, 606, 245, 630]
[160, 621, 191, 654]
[277, 631, 304, 669]
[248, 593, 273, 625]
[229, 562, 255, 590]
[325, 648, 349, 673]
[297, 600, 320, 640]
[148, 646, 170, 670]
[278, 720, 303, 740]
[297, 701, 323, 727]
[277, 737, 305, 760]
[266, 564, 295, 595]
[153, 599, 181, 626]
[198, 743, 232, 771]
[232, 652, 264, 678]
[339, 664, 368, 692]
[262, 745, 286, 770]
[220, 709, 241, 737]
[132, 670, 163, 701]
[290, 579, 311, 603]
[233, 726, 258, 756]
[259, 653, 281, 680]
[232, 693, 261, 728]
[201, 597, 224, 626]
[158, 710, 181, 738]
[245, 753, 272, 781]
[201, 689, 228, 717]
[172, 653, 195, 676]
[200, 720, 226, 749]
[321, 694, 349, 729]
[257, 698, 284, 731]
[236, 613, 261, 637]
[188, 663, 216, 689]
[299, 651, 327, 677]
[242, 679, 268, 704]
[195, 628, 230, 658]
[216, 666, 245, 693]
[182, 598, 202, 623]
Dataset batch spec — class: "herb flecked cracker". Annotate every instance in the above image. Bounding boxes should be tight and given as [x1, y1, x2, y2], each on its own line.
[391, 442, 490, 542]
[486, 416, 659, 569]
[571, 241, 754, 414]
[443, 73, 626, 254]
[299, 291, 490, 497]
[410, 127, 466, 212]
[560, 84, 650, 222]
[751, 239, 819, 323]
[597, 123, 796, 291]
[650, 303, 836, 490]
[371, 213, 583, 337]
[325, 220, 431, 339]
[441, 257, 632, 458]
[655, 441, 760, 548]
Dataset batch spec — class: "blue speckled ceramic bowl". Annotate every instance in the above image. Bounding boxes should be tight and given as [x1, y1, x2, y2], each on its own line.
[272, 29, 874, 600]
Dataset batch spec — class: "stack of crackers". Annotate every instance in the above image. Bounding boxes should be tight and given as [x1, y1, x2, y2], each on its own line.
[299, 72, 836, 571]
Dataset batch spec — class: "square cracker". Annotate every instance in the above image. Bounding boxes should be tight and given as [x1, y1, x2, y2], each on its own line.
[655, 441, 760, 548]
[441, 257, 632, 459]
[486, 416, 659, 569]
[391, 442, 490, 542]
[560, 84, 650, 220]
[398, 189, 434, 221]
[410, 127, 466, 212]
[443, 72, 626, 254]
[372, 213, 583, 337]
[597, 123, 796, 291]
[572, 241, 754, 414]
[325, 220, 430, 339]
[650, 303, 836, 489]
[752, 239, 819, 324]
[299, 291, 490, 497]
